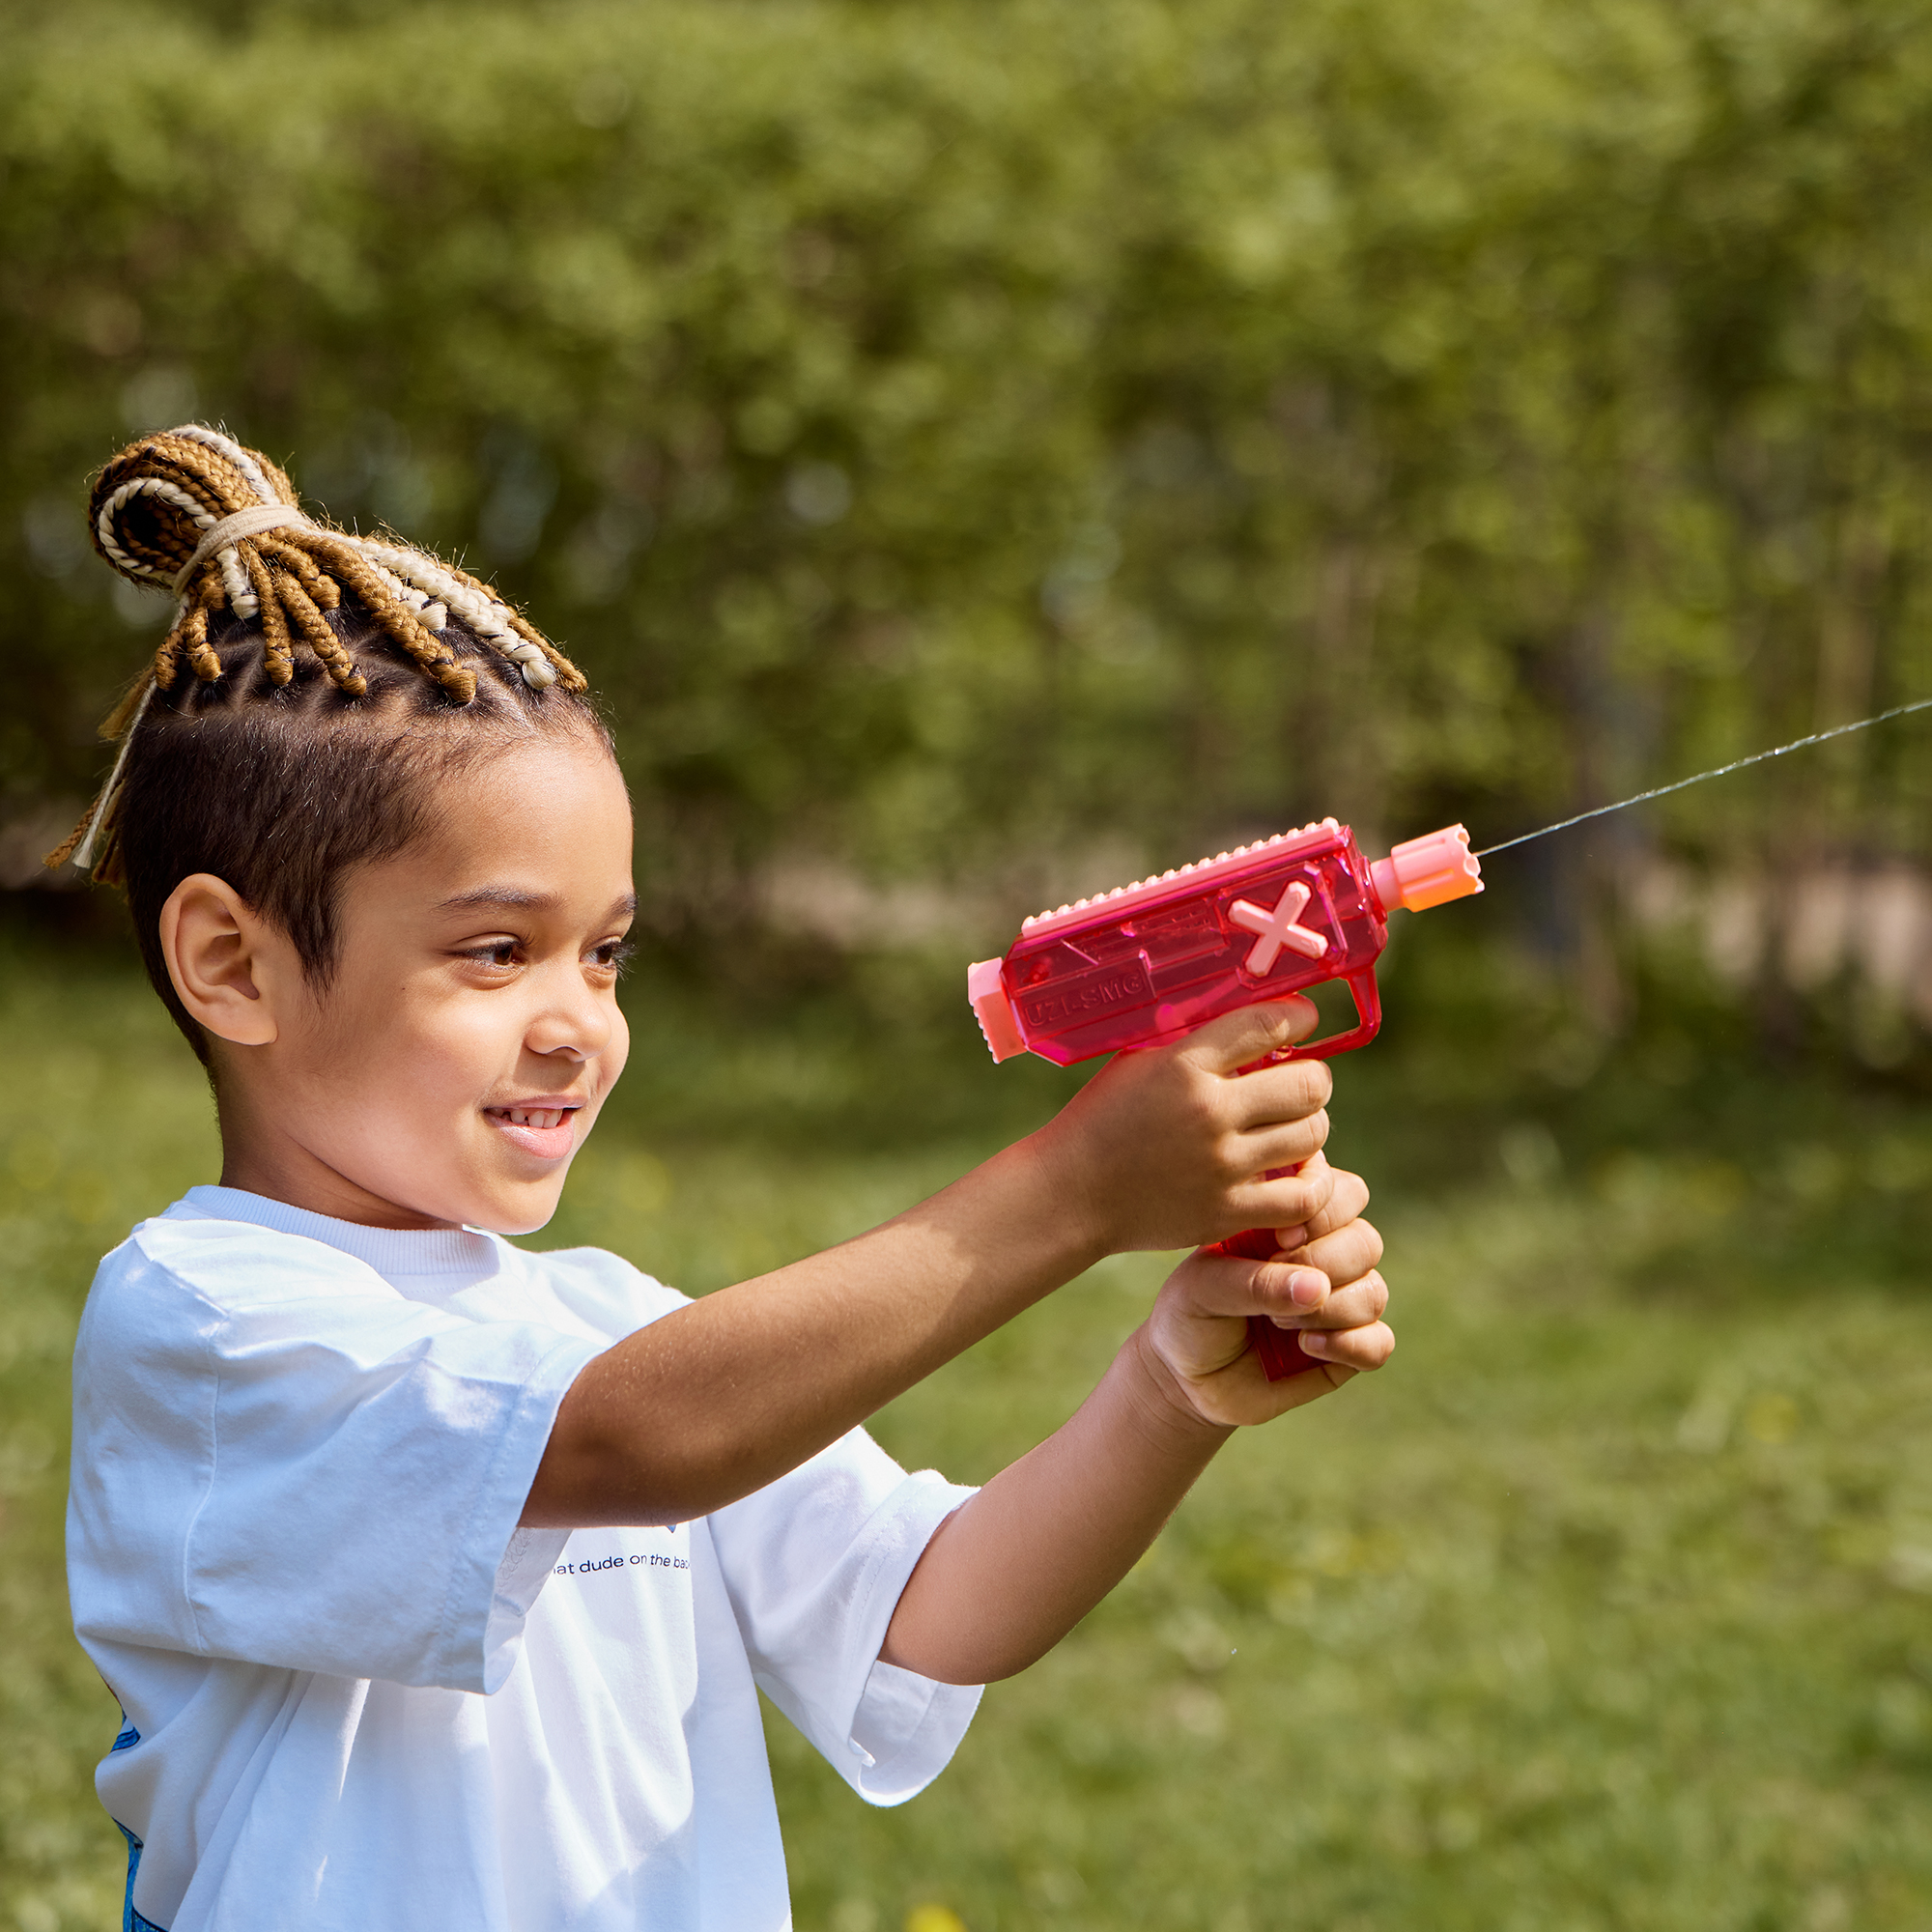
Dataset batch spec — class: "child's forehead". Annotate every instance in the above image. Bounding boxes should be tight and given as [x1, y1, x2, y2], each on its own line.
[348, 734, 634, 921]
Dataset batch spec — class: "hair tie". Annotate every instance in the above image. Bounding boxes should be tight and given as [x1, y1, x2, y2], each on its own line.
[170, 503, 312, 596]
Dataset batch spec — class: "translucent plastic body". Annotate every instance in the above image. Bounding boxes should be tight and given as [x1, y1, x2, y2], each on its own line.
[969, 818, 1481, 1378]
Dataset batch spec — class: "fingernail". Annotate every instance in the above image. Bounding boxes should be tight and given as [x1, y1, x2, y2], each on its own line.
[1289, 1270, 1326, 1309]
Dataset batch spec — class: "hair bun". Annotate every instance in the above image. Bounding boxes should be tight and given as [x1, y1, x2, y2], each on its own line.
[86, 423, 583, 706]
[91, 426, 300, 593]
[47, 425, 588, 878]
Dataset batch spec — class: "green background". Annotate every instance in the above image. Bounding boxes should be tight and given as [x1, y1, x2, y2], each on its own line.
[9, 0, 1932, 912]
[3, 949, 1929, 1930]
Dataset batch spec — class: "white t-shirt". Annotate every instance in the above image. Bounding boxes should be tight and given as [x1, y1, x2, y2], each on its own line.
[67, 1185, 980, 1932]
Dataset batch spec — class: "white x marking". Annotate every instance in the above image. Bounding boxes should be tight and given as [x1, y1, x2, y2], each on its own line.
[1228, 879, 1328, 975]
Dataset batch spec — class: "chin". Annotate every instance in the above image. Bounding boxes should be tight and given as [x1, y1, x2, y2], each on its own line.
[469, 1187, 566, 1238]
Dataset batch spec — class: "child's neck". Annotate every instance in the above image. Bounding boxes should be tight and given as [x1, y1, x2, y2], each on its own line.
[215, 1085, 462, 1232]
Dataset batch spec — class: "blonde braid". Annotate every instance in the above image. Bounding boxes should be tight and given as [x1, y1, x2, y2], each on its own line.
[275, 571, 368, 697]
[258, 535, 341, 611]
[242, 547, 296, 685]
[303, 533, 477, 702]
[179, 582, 224, 684]
[51, 423, 586, 873]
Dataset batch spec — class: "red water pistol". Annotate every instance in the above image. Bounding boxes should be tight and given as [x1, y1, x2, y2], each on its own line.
[967, 819, 1483, 1380]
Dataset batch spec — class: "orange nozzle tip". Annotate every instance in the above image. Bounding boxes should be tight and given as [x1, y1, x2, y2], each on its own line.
[1368, 824, 1483, 914]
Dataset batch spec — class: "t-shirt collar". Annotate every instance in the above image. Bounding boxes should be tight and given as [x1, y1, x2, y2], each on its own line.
[173, 1183, 503, 1281]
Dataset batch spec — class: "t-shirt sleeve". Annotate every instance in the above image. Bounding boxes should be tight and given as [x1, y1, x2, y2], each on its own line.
[704, 1429, 982, 1806]
[67, 1228, 606, 1695]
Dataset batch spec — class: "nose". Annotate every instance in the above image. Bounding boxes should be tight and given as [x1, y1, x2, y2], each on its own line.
[524, 960, 614, 1064]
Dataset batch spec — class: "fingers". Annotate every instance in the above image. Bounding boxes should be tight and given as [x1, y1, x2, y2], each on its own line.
[1292, 1165, 1369, 1244]
[1180, 999, 1321, 1077]
[1180, 1254, 1332, 1321]
[1234, 1111, 1332, 1179]
[1224, 1127, 1334, 1224]
[1172, 1256, 1387, 1337]
[1232, 1150, 1334, 1247]
[1222, 1055, 1333, 1130]
[1141, 1248, 1394, 1428]
[1285, 1216, 1383, 1294]
[1276, 1268, 1388, 1334]
[1297, 1320, 1394, 1373]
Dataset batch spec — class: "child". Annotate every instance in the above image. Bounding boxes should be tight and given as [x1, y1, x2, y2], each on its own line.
[59, 427, 1392, 1932]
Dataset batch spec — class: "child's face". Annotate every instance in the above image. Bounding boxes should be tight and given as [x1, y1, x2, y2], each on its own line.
[223, 729, 635, 1234]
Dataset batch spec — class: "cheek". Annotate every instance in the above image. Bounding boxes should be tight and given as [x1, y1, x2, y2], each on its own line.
[297, 985, 509, 1115]
[574, 1004, 630, 1134]
[603, 1005, 631, 1089]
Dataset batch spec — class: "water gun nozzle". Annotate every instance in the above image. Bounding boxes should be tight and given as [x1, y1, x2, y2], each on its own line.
[1368, 824, 1483, 914]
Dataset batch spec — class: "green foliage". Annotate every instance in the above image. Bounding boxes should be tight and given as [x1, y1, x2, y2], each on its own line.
[4, 947, 1931, 1930]
[7, 0, 1932, 931]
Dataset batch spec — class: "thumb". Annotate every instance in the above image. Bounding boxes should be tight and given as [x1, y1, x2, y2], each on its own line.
[1179, 996, 1320, 1075]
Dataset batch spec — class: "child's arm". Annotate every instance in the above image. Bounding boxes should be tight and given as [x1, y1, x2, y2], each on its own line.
[524, 1000, 1342, 1529]
[879, 1186, 1390, 1684]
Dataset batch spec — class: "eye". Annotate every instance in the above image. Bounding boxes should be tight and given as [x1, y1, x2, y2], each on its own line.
[461, 938, 523, 971]
[589, 937, 635, 975]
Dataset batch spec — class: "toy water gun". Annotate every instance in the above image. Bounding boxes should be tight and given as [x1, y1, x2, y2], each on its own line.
[968, 818, 1483, 1380]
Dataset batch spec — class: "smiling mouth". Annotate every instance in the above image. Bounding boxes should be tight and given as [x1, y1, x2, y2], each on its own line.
[485, 1103, 582, 1160]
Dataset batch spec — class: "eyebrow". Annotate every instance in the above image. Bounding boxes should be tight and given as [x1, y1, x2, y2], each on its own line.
[435, 887, 639, 922]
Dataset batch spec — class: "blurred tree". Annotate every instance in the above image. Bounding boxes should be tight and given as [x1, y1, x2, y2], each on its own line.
[3, 0, 1929, 972]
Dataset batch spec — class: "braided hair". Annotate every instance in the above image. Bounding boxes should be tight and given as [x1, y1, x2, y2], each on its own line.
[48, 423, 589, 878]
[47, 426, 613, 1067]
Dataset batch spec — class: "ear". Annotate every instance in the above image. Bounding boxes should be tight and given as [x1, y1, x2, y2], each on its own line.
[157, 873, 293, 1048]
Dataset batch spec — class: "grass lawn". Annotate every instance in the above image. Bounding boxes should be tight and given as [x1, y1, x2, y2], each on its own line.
[2, 937, 1929, 1931]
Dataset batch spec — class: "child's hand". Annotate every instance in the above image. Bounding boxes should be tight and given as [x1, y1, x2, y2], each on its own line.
[1033, 998, 1338, 1255]
[880, 1155, 1390, 1683]
[1134, 1159, 1392, 1426]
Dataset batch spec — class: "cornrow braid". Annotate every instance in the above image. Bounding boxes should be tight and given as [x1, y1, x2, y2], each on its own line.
[49, 423, 590, 875]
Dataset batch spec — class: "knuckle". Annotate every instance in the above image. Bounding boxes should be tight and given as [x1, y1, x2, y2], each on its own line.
[1282, 1067, 1326, 1114]
[1212, 1135, 1249, 1182]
